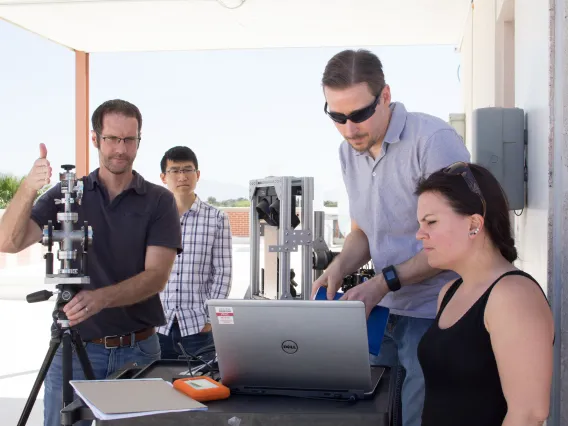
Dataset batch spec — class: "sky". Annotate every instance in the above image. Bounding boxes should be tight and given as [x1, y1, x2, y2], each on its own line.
[0, 19, 463, 207]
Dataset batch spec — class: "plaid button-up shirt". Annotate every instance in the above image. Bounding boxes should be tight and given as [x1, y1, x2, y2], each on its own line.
[157, 196, 233, 337]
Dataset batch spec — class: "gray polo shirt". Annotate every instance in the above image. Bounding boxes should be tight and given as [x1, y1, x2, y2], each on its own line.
[340, 102, 470, 319]
[31, 168, 182, 340]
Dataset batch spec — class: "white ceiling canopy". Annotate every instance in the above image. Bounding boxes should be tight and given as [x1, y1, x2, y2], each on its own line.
[0, 0, 470, 53]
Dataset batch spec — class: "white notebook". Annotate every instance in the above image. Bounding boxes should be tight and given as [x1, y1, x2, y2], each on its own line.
[70, 378, 207, 421]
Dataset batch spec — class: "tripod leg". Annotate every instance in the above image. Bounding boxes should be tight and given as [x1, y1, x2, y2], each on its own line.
[72, 331, 95, 380]
[59, 330, 96, 426]
[61, 331, 74, 408]
[17, 339, 60, 426]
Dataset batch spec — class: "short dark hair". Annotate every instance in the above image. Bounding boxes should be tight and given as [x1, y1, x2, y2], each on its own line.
[322, 49, 385, 96]
[91, 99, 143, 141]
[160, 146, 199, 173]
[415, 163, 517, 263]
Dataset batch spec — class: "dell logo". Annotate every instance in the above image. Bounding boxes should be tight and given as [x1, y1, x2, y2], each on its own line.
[281, 340, 298, 354]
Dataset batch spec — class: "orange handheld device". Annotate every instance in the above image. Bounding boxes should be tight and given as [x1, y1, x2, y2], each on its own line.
[173, 376, 230, 402]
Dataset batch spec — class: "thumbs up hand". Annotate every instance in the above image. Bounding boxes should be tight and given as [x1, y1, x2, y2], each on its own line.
[39, 143, 47, 160]
[23, 143, 52, 193]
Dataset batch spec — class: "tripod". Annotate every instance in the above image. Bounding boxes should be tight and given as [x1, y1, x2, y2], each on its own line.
[18, 164, 95, 426]
[18, 284, 95, 426]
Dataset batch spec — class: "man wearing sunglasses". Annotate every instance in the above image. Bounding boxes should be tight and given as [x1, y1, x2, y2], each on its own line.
[312, 49, 470, 426]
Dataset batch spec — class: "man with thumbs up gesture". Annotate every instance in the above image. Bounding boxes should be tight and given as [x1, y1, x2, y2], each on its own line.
[0, 99, 182, 426]
[0, 143, 53, 254]
[27, 143, 52, 191]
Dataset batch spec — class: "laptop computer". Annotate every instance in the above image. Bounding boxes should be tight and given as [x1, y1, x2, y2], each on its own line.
[206, 298, 385, 400]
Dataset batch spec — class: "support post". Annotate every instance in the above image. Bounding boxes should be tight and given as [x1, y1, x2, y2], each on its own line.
[75, 51, 89, 178]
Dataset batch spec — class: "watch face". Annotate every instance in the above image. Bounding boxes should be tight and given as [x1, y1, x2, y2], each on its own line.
[385, 270, 396, 281]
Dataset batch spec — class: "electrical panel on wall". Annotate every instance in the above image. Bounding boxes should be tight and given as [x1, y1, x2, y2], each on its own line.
[472, 107, 526, 211]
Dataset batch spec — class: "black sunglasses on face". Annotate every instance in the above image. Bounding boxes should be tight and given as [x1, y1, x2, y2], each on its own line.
[443, 162, 487, 218]
[324, 94, 380, 124]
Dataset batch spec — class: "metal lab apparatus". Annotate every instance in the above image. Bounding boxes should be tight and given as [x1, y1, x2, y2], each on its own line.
[247, 176, 329, 301]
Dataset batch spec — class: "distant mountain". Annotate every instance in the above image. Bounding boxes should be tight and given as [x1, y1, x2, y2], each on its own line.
[197, 179, 249, 201]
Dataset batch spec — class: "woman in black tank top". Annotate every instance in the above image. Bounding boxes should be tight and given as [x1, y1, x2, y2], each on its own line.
[413, 163, 553, 426]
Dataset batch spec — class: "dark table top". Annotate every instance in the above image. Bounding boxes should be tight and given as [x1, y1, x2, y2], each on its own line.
[63, 362, 394, 426]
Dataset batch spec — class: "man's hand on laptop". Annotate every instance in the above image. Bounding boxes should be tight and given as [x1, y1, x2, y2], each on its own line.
[339, 277, 389, 319]
[310, 260, 344, 300]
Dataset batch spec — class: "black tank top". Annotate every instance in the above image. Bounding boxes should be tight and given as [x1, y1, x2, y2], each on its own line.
[417, 270, 546, 426]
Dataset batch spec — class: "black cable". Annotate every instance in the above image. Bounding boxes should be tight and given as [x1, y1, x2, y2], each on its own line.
[177, 343, 218, 375]
[195, 342, 216, 358]
[177, 342, 194, 378]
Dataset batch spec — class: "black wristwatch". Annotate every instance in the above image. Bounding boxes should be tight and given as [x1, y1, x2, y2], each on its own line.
[382, 265, 401, 292]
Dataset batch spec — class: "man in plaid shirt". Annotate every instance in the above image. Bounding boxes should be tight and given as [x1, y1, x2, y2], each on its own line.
[157, 146, 233, 360]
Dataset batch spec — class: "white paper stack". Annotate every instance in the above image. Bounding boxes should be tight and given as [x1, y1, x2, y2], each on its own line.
[70, 378, 207, 421]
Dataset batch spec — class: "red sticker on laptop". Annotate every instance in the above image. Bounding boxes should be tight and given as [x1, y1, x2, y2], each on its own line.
[215, 307, 234, 324]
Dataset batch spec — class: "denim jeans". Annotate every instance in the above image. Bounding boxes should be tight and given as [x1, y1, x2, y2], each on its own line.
[43, 333, 161, 426]
[370, 314, 434, 426]
[158, 320, 214, 362]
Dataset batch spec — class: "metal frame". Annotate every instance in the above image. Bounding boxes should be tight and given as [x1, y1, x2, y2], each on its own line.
[249, 176, 314, 300]
[313, 211, 325, 282]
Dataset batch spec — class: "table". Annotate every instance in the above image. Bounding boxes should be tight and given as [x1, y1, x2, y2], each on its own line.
[62, 364, 395, 426]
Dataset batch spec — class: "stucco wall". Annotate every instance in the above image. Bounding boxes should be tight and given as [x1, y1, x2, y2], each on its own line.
[512, 0, 551, 287]
[459, 0, 550, 287]
[549, 0, 568, 423]
[461, 0, 565, 422]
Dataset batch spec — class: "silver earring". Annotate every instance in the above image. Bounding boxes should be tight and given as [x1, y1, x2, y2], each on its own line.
[469, 228, 479, 236]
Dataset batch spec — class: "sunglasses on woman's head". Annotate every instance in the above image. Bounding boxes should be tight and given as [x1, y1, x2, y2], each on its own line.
[324, 94, 380, 124]
[443, 162, 487, 219]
